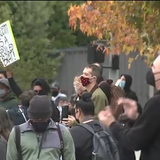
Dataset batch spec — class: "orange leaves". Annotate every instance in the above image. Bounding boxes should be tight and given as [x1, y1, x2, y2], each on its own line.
[87, 1, 92, 5]
[104, 47, 109, 56]
[68, 1, 160, 66]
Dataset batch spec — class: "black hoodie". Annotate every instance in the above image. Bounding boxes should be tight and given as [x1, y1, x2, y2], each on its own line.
[118, 74, 142, 160]
[121, 74, 138, 101]
[31, 78, 60, 122]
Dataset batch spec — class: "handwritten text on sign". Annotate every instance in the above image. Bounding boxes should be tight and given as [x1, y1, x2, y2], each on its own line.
[0, 20, 20, 67]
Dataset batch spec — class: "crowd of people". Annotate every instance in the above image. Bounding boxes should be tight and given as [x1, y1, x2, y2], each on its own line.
[0, 55, 160, 160]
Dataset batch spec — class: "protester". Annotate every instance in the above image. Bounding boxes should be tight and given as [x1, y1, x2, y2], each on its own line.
[51, 82, 67, 106]
[67, 68, 108, 127]
[115, 74, 138, 101]
[0, 78, 18, 110]
[8, 90, 36, 125]
[0, 107, 13, 160]
[115, 74, 142, 124]
[4, 75, 60, 122]
[98, 55, 160, 160]
[70, 92, 119, 160]
[7, 95, 75, 160]
[80, 64, 108, 116]
[70, 93, 97, 160]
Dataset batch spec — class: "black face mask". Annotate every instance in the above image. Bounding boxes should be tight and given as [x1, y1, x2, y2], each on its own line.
[37, 90, 46, 95]
[52, 90, 59, 97]
[146, 69, 160, 87]
[30, 119, 50, 133]
[146, 69, 155, 87]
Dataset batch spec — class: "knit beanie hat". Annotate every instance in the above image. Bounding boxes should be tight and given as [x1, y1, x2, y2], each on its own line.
[27, 95, 52, 119]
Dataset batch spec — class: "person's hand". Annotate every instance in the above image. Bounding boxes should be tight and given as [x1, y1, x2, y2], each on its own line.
[6, 70, 13, 78]
[98, 107, 116, 127]
[115, 79, 122, 86]
[62, 115, 76, 127]
[117, 98, 139, 120]
[73, 81, 86, 94]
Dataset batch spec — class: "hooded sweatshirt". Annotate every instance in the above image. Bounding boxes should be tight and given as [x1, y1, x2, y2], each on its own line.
[0, 93, 19, 110]
[122, 74, 138, 101]
[31, 78, 60, 122]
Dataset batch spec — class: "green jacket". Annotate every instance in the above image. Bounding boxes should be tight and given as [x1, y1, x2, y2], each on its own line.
[92, 87, 108, 117]
[7, 120, 76, 160]
[0, 93, 18, 110]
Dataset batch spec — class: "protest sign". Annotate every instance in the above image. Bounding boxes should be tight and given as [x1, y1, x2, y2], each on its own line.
[0, 20, 20, 67]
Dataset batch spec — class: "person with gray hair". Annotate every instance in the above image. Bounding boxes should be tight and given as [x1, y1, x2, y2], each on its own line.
[7, 95, 75, 160]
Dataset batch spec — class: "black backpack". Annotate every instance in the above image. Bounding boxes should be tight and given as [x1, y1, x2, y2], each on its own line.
[14, 123, 64, 160]
[79, 122, 120, 160]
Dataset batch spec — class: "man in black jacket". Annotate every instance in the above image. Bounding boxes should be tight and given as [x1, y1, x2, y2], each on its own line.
[98, 55, 160, 160]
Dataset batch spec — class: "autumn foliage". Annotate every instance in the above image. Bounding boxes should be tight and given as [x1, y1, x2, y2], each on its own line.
[68, 1, 160, 66]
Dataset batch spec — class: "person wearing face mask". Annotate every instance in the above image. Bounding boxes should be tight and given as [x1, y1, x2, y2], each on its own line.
[31, 78, 60, 122]
[7, 95, 75, 160]
[51, 83, 67, 106]
[0, 78, 18, 110]
[80, 64, 108, 117]
[115, 75, 142, 124]
[98, 55, 160, 160]
[70, 93, 115, 160]
[116, 74, 138, 101]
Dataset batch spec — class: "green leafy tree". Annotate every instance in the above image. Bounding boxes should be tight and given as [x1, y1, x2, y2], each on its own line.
[0, 1, 94, 90]
[0, 1, 77, 89]
[47, 1, 95, 47]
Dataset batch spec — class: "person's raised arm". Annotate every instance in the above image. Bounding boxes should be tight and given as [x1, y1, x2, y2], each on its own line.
[6, 71, 22, 98]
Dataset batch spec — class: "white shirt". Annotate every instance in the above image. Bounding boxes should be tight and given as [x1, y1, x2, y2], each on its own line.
[57, 106, 62, 120]
[52, 93, 67, 102]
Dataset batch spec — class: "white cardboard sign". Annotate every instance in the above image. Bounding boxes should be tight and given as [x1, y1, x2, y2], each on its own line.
[0, 20, 20, 67]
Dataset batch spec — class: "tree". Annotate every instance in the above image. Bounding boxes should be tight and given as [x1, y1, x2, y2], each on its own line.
[68, 1, 160, 66]
[47, 1, 96, 47]
[0, 1, 78, 89]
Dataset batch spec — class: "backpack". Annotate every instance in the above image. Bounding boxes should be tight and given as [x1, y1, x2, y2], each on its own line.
[8, 106, 29, 126]
[14, 123, 64, 160]
[109, 85, 125, 120]
[79, 122, 120, 160]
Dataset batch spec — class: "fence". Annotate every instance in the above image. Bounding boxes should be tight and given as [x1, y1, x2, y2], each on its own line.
[56, 47, 150, 106]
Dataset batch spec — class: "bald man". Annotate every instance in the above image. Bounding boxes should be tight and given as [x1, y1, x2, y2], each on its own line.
[98, 55, 160, 160]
